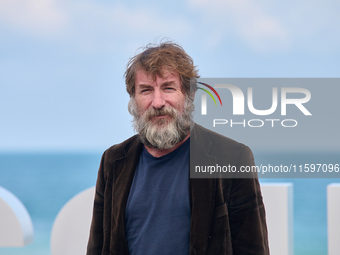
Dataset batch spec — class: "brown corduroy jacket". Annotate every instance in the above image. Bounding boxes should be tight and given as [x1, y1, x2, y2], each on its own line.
[86, 124, 269, 255]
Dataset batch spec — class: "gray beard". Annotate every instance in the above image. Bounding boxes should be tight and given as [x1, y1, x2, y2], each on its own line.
[128, 96, 194, 149]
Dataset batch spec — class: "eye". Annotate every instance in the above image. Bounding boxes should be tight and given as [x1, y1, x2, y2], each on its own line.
[140, 88, 152, 94]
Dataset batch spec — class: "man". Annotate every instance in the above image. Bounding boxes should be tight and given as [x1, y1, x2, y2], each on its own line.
[87, 42, 269, 255]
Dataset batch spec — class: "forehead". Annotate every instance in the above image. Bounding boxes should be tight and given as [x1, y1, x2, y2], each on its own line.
[135, 68, 180, 85]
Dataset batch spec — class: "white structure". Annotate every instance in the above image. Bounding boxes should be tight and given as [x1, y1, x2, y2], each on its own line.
[261, 183, 294, 255]
[0, 186, 34, 246]
[50, 184, 294, 255]
[51, 187, 95, 255]
[327, 183, 340, 255]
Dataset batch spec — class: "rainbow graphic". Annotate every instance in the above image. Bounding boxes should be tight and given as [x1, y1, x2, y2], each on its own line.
[197, 82, 223, 106]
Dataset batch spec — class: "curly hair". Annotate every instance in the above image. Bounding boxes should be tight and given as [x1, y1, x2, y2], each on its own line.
[124, 41, 199, 98]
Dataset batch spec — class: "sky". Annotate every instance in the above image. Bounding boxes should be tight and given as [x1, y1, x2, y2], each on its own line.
[0, 0, 339, 152]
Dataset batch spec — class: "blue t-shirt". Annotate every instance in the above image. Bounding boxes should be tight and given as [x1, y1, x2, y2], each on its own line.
[125, 138, 191, 255]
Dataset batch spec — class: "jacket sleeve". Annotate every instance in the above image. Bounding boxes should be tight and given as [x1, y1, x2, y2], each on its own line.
[87, 151, 106, 255]
[228, 146, 270, 255]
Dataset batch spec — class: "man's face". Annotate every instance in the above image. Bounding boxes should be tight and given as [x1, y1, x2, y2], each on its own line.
[134, 68, 186, 120]
[128, 68, 193, 149]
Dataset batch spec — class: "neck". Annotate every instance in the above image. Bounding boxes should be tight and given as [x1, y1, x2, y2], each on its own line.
[144, 133, 190, 158]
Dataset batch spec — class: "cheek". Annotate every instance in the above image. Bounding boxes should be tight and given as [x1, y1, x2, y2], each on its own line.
[135, 98, 149, 112]
[173, 95, 186, 110]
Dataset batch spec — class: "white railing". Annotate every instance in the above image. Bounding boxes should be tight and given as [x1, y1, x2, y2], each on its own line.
[261, 183, 294, 255]
[0, 186, 33, 247]
[327, 184, 340, 255]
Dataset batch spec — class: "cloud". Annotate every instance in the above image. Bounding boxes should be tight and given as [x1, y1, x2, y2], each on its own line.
[0, 0, 192, 52]
[0, 0, 68, 37]
[64, 2, 192, 53]
[283, 0, 340, 52]
[189, 0, 290, 51]
[2, 0, 338, 53]
[189, 0, 340, 53]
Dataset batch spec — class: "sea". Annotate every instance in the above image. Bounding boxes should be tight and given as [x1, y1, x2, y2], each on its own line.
[0, 151, 339, 255]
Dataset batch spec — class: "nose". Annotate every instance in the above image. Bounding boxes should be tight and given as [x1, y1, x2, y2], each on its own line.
[151, 90, 165, 109]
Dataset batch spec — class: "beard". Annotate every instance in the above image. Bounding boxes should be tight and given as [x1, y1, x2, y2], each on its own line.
[128, 96, 194, 150]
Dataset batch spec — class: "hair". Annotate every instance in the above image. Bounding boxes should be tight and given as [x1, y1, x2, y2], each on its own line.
[124, 41, 199, 98]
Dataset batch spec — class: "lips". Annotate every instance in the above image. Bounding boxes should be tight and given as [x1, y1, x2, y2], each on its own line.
[154, 114, 167, 118]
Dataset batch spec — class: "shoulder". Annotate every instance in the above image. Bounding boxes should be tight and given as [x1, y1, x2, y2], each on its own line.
[105, 135, 141, 156]
[191, 124, 255, 178]
[97, 134, 144, 182]
[103, 135, 142, 161]
[192, 123, 252, 156]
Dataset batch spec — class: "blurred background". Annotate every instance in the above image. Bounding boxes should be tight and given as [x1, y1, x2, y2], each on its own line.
[0, 0, 339, 254]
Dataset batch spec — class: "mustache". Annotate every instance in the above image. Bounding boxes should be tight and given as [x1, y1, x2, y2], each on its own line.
[143, 107, 176, 120]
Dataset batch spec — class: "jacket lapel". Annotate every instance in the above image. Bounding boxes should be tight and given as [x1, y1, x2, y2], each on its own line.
[110, 136, 144, 254]
[189, 124, 217, 255]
